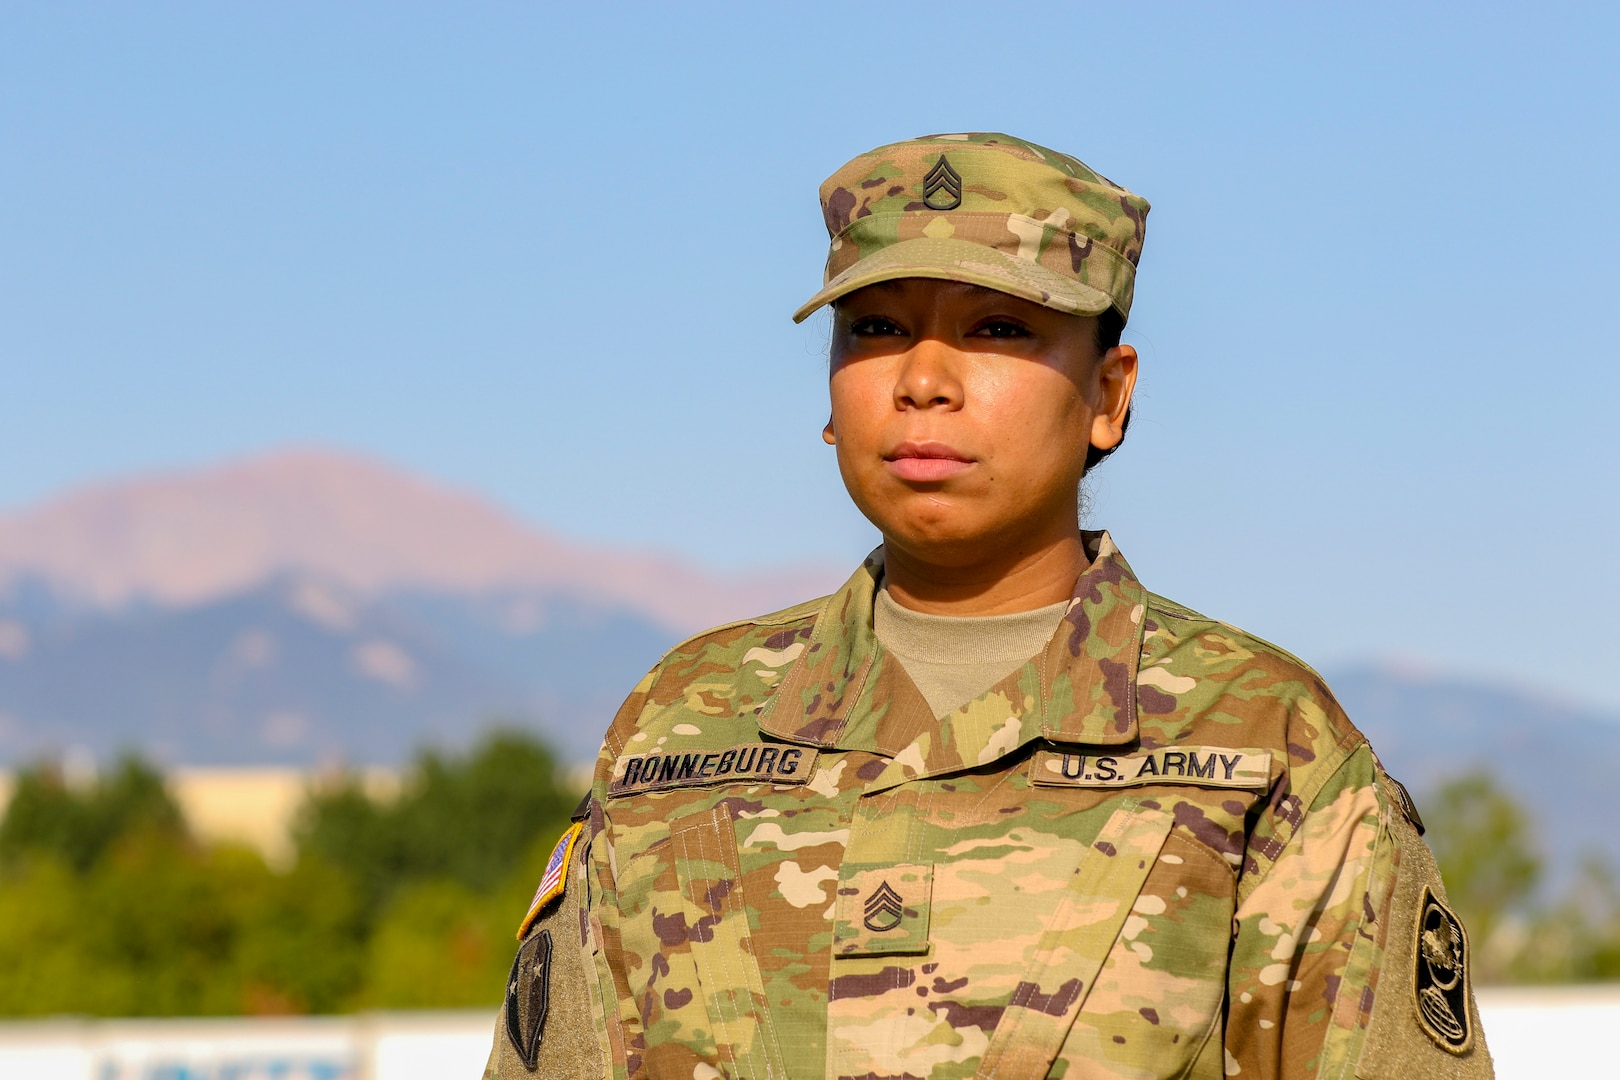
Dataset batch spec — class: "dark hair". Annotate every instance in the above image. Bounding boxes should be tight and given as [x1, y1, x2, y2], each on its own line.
[1083, 306, 1130, 472]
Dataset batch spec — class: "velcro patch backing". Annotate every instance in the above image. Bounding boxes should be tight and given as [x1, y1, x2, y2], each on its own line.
[834, 863, 932, 957]
[1031, 748, 1272, 790]
[608, 742, 818, 797]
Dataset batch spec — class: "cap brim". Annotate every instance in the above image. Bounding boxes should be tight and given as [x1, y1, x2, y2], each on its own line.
[791, 236, 1116, 324]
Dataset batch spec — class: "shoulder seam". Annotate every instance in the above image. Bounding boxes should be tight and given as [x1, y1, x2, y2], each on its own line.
[652, 593, 829, 664]
[1145, 592, 1206, 622]
[599, 594, 830, 763]
[1146, 593, 1330, 684]
[1238, 730, 1369, 907]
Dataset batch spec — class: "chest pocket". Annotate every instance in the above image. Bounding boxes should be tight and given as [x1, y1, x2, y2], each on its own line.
[974, 801, 1176, 1079]
[826, 800, 1179, 1080]
[615, 802, 789, 1080]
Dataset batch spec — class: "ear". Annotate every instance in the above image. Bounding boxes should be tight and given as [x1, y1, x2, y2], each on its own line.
[822, 414, 837, 445]
[1089, 344, 1138, 452]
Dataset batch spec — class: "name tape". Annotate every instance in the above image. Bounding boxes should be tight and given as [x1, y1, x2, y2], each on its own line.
[608, 742, 818, 797]
[1032, 747, 1272, 790]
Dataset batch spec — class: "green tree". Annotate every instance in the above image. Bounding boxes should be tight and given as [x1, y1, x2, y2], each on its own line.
[228, 851, 369, 1014]
[1425, 771, 1542, 982]
[1522, 856, 1620, 983]
[362, 814, 568, 1009]
[0, 754, 185, 872]
[364, 878, 506, 1008]
[0, 828, 370, 1016]
[0, 753, 370, 1016]
[0, 730, 580, 1017]
[294, 729, 578, 916]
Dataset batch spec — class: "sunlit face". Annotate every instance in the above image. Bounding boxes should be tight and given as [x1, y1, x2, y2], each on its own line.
[823, 279, 1136, 569]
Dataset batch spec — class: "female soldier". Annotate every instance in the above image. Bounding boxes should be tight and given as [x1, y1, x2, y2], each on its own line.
[487, 133, 1492, 1079]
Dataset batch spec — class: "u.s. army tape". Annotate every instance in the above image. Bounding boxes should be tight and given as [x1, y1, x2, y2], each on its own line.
[1032, 747, 1272, 790]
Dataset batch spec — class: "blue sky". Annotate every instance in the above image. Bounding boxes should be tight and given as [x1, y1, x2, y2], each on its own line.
[2, 3, 1617, 707]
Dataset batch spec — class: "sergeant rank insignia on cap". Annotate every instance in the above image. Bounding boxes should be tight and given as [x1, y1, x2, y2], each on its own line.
[517, 822, 582, 940]
[922, 154, 962, 211]
[1414, 886, 1473, 1053]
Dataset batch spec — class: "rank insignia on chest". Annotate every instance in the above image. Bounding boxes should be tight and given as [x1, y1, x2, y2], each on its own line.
[1414, 887, 1474, 1053]
[517, 822, 582, 940]
[834, 863, 932, 956]
[1031, 747, 1272, 791]
[607, 741, 819, 797]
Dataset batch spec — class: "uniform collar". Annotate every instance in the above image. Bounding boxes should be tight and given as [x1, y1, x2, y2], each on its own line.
[759, 531, 1147, 787]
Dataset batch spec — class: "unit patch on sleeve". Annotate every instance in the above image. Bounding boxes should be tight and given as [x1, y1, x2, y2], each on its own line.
[1031, 747, 1272, 790]
[517, 822, 582, 940]
[503, 927, 552, 1070]
[1414, 886, 1474, 1053]
[608, 742, 819, 797]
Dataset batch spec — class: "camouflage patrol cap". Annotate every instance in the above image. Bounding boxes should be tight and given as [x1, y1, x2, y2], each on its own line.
[793, 132, 1149, 324]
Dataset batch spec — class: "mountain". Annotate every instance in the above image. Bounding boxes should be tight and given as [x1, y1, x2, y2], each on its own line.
[0, 575, 677, 765]
[0, 448, 840, 633]
[0, 449, 841, 765]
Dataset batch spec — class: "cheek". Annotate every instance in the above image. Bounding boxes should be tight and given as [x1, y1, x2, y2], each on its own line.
[973, 384, 1094, 493]
[827, 369, 886, 450]
[974, 374, 1092, 444]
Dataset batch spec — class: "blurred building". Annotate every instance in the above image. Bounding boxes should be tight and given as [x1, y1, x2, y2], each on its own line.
[0, 1011, 494, 1080]
[0, 990, 1616, 1079]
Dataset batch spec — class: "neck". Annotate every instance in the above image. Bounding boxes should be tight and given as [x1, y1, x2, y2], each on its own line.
[881, 530, 1089, 616]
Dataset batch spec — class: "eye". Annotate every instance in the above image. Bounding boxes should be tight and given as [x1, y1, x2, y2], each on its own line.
[971, 318, 1033, 339]
[848, 315, 906, 337]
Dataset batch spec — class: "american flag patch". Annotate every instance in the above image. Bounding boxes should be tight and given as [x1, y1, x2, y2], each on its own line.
[517, 822, 583, 940]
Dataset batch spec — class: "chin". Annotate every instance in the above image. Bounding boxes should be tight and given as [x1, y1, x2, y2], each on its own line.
[881, 518, 997, 564]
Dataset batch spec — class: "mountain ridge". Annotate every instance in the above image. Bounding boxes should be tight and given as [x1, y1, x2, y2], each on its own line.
[0, 447, 844, 633]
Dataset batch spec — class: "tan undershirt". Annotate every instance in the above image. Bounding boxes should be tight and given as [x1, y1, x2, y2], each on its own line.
[873, 587, 1071, 719]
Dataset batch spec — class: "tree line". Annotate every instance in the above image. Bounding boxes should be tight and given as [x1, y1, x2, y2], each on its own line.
[0, 739, 1616, 1018]
[1424, 771, 1620, 984]
[0, 730, 575, 1016]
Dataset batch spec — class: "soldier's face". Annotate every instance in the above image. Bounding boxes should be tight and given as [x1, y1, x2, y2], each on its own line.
[824, 279, 1136, 567]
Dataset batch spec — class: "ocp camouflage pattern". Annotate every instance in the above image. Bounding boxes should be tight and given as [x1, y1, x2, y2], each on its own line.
[490, 532, 1492, 1079]
[793, 133, 1150, 324]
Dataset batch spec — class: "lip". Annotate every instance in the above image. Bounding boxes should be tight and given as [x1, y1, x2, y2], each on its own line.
[884, 440, 976, 483]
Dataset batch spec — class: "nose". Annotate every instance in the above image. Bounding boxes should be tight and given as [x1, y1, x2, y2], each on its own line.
[893, 338, 964, 412]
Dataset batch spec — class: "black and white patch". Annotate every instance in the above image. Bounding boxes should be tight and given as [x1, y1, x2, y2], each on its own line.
[1414, 888, 1472, 1053]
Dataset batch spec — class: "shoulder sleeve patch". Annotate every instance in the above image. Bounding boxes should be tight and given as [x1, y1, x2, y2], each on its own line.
[1414, 886, 1473, 1053]
[503, 928, 552, 1069]
[1356, 810, 1493, 1078]
[488, 827, 605, 1079]
[518, 823, 583, 941]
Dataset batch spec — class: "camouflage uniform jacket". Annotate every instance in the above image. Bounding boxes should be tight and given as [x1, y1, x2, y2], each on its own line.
[490, 532, 1493, 1080]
